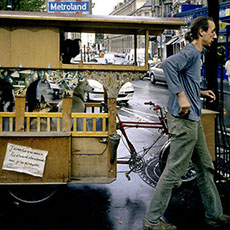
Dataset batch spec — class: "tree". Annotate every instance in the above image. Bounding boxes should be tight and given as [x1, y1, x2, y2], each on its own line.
[0, 0, 46, 12]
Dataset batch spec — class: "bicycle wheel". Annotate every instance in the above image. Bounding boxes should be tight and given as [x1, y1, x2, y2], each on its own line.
[159, 139, 196, 183]
[8, 185, 58, 204]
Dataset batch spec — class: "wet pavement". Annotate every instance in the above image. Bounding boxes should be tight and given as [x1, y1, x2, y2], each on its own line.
[0, 80, 230, 230]
[0, 182, 230, 230]
[0, 173, 153, 230]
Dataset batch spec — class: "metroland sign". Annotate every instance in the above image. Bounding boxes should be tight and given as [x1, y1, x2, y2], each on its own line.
[48, 0, 90, 14]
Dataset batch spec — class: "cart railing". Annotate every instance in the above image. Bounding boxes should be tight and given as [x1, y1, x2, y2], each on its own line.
[0, 97, 108, 136]
[0, 112, 16, 132]
[71, 113, 108, 137]
[24, 112, 63, 132]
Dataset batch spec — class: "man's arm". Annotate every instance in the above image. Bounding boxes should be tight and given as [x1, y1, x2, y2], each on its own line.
[177, 91, 191, 116]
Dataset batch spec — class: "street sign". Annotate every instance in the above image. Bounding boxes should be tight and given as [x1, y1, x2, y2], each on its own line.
[48, 0, 90, 14]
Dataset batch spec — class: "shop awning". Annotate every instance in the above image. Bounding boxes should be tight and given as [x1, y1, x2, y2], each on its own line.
[172, 37, 185, 44]
[166, 37, 179, 45]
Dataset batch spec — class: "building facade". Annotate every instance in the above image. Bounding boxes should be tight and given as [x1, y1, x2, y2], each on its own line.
[106, 1, 153, 58]
[106, 0, 230, 59]
[106, 0, 209, 59]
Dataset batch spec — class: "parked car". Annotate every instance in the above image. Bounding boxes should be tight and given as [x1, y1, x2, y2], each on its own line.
[89, 57, 108, 64]
[87, 79, 134, 104]
[104, 53, 126, 65]
[149, 62, 166, 84]
[104, 53, 115, 64]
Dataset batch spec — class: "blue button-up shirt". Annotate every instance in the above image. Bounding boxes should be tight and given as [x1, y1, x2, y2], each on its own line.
[162, 43, 202, 121]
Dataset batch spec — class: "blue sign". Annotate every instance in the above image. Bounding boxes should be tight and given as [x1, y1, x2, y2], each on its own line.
[48, 0, 90, 14]
[181, 4, 203, 12]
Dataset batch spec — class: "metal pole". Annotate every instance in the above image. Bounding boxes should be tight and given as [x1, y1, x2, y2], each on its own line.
[206, 0, 219, 110]
[151, 0, 154, 58]
[89, 0, 92, 14]
[226, 25, 229, 60]
[46, 0, 48, 12]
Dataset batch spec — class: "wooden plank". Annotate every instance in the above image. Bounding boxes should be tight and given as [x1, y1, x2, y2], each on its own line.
[15, 96, 25, 132]
[103, 118, 106, 133]
[83, 118, 87, 132]
[9, 117, 13, 132]
[93, 118, 96, 132]
[107, 98, 117, 134]
[107, 98, 118, 178]
[71, 137, 111, 178]
[73, 118, 77, 132]
[0, 11, 187, 33]
[10, 26, 59, 69]
[201, 109, 218, 161]
[0, 112, 16, 117]
[62, 97, 72, 132]
[71, 113, 108, 118]
[26, 117, 30, 132]
[0, 117, 2, 131]
[37, 117, 41, 132]
[69, 177, 116, 184]
[0, 26, 10, 67]
[47, 117, 51, 132]
[57, 118, 61, 132]
[71, 132, 108, 137]
[24, 112, 62, 118]
[61, 63, 148, 72]
[0, 132, 71, 137]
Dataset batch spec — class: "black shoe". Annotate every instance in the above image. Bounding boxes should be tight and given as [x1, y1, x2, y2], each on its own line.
[143, 218, 177, 230]
[206, 214, 230, 228]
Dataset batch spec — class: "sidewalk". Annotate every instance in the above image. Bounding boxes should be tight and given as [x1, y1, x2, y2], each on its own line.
[164, 181, 230, 230]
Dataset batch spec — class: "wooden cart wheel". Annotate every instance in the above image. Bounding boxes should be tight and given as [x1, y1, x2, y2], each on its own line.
[8, 185, 58, 204]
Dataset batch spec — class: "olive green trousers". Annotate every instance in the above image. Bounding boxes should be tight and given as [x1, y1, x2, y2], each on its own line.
[145, 113, 223, 223]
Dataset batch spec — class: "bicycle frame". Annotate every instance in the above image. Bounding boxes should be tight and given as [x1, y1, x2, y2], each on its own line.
[116, 102, 168, 166]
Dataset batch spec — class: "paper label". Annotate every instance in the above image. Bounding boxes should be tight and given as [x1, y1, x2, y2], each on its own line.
[2, 143, 48, 178]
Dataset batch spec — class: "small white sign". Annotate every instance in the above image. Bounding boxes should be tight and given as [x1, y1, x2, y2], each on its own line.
[2, 143, 48, 178]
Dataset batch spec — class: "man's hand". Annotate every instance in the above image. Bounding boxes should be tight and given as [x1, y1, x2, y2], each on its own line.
[200, 90, 216, 103]
[177, 91, 191, 117]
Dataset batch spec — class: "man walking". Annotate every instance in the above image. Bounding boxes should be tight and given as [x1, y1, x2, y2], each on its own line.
[143, 16, 230, 230]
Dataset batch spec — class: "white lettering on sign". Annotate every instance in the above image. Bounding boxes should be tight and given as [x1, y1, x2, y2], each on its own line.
[2, 143, 48, 177]
[50, 3, 88, 11]
[48, 0, 90, 14]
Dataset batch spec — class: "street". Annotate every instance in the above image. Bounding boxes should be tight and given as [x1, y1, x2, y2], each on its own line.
[0, 79, 230, 230]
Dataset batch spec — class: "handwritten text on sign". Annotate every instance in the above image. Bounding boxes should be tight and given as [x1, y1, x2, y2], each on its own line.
[2, 143, 48, 177]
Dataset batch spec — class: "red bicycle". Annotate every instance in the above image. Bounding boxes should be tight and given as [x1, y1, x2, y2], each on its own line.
[116, 101, 196, 187]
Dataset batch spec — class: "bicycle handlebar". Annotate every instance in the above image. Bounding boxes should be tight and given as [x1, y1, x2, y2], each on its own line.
[144, 101, 154, 105]
[144, 101, 161, 111]
[153, 105, 161, 111]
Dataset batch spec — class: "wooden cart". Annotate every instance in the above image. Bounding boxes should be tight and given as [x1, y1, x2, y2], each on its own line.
[0, 11, 186, 202]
